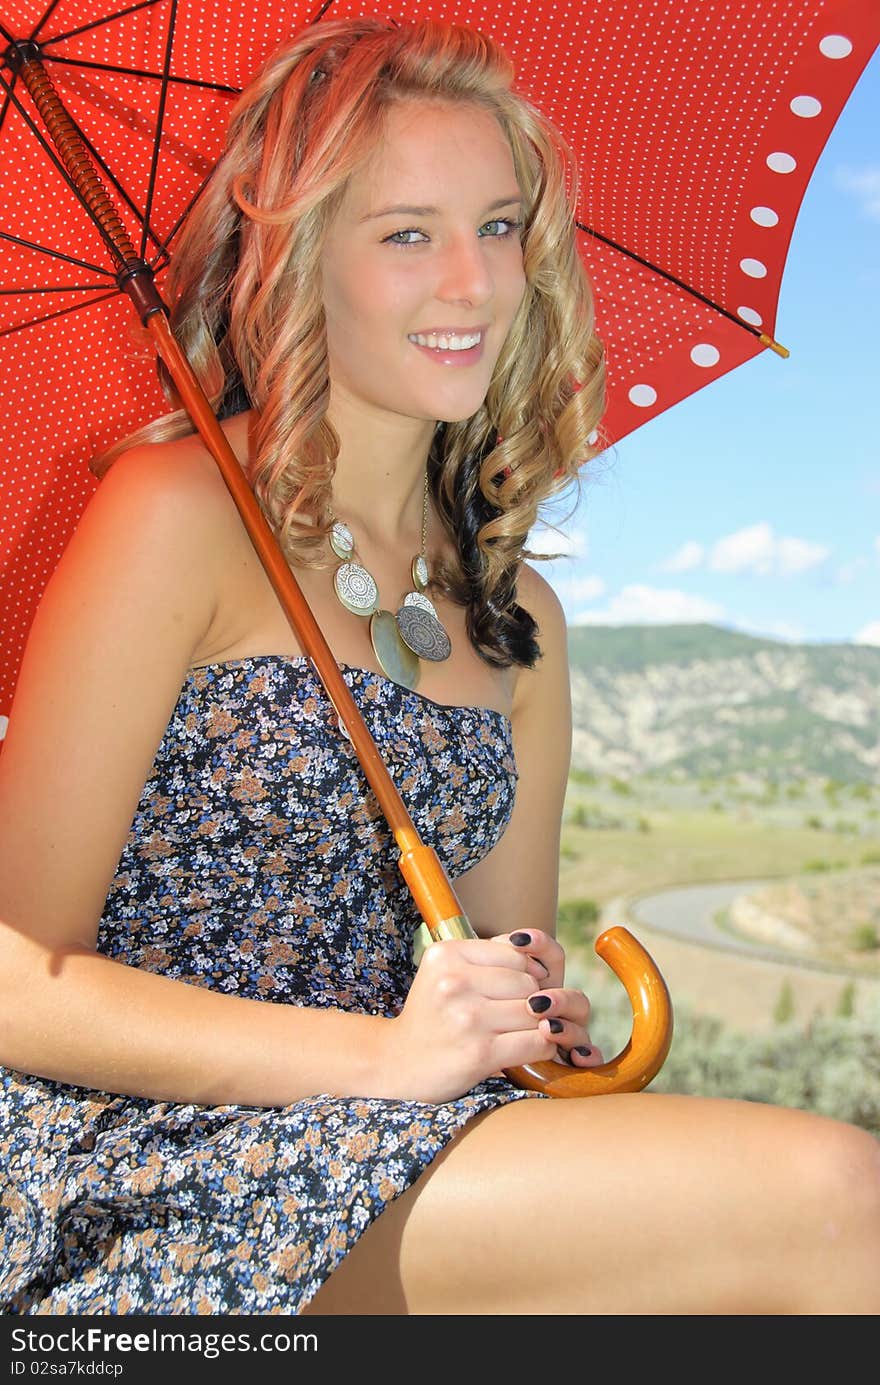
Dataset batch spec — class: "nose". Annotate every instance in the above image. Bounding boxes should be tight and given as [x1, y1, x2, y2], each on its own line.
[435, 230, 494, 308]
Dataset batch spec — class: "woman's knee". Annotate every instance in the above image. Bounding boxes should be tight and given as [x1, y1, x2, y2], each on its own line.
[793, 1116, 880, 1235]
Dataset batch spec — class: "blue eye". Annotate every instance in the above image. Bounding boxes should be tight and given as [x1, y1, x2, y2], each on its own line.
[480, 219, 523, 238]
[383, 218, 523, 246]
[385, 228, 429, 245]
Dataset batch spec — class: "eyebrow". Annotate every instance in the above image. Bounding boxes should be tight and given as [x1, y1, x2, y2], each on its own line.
[360, 195, 523, 222]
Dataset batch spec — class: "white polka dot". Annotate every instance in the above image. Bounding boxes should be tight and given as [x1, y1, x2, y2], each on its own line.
[737, 306, 764, 327]
[740, 258, 768, 279]
[690, 344, 720, 368]
[819, 35, 853, 59]
[750, 206, 779, 227]
[790, 95, 822, 118]
[767, 151, 797, 174]
[0, 715, 7, 740]
[587, 429, 599, 446]
[628, 385, 657, 408]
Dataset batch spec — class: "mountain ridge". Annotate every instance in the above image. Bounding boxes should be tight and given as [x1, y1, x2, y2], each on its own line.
[566, 623, 880, 781]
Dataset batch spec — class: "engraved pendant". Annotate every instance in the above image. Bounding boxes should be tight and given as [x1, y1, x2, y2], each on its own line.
[370, 610, 420, 689]
[411, 554, 429, 592]
[403, 590, 437, 616]
[333, 562, 378, 615]
[330, 522, 355, 560]
[396, 604, 452, 662]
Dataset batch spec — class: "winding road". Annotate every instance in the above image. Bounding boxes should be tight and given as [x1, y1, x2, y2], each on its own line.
[627, 878, 875, 979]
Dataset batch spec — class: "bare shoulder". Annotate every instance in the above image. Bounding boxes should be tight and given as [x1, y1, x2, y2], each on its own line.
[98, 424, 241, 529]
[512, 561, 570, 714]
[0, 425, 247, 954]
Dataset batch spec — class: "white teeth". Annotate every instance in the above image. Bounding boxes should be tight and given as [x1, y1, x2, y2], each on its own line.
[408, 331, 481, 351]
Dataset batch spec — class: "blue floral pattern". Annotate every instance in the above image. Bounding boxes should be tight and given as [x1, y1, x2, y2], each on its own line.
[0, 657, 548, 1314]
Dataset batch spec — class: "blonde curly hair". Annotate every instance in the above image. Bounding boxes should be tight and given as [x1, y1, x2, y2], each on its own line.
[93, 14, 606, 667]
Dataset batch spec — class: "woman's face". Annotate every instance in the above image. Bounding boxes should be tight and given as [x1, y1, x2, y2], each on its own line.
[320, 99, 527, 427]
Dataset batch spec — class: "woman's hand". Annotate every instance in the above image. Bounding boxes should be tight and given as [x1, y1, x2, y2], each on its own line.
[381, 936, 578, 1103]
[491, 929, 604, 1069]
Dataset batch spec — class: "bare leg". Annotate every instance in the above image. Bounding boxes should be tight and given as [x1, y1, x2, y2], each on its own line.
[301, 1093, 880, 1315]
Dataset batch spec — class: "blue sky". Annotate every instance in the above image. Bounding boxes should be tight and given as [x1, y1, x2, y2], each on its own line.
[533, 45, 880, 648]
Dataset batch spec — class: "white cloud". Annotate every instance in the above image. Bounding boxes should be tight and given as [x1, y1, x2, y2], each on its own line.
[776, 536, 830, 575]
[709, 522, 829, 577]
[660, 540, 704, 572]
[527, 525, 586, 559]
[855, 621, 880, 646]
[875, 536, 880, 559]
[571, 585, 725, 626]
[552, 574, 605, 603]
[835, 165, 880, 220]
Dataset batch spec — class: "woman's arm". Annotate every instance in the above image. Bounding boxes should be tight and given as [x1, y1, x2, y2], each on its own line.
[0, 442, 391, 1106]
[452, 563, 571, 940]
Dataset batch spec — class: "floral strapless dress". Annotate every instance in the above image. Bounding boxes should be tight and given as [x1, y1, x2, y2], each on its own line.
[0, 657, 547, 1315]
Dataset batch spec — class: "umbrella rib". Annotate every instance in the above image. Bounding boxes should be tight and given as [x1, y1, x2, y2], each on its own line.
[44, 53, 240, 95]
[0, 288, 120, 337]
[0, 73, 13, 137]
[577, 221, 765, 344]
[0, 229, 113, 277]
[27, 0, 65, 43]
[34, 1, 164, 47]
[158, 175, 211, 252]
[140, 0, 178, 260]
[2, 283, 113, 293]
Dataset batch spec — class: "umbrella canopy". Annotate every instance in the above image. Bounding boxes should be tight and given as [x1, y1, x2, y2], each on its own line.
[1, 0, 878, 730]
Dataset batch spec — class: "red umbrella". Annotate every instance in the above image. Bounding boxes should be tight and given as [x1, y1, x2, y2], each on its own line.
[2, 0, 877, 724]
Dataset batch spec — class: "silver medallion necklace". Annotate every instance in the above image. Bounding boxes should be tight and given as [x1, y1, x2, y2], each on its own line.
[329, 469, 452, 690]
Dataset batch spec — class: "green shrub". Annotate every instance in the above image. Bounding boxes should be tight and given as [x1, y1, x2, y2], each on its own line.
[804, 815, 823, 831]
[557, 898, 600, 937]
[609, 776, 633, 796]
[569, 767, 597, 786]
[860, 849, 880, 866]
[774, 981, 796, 1024]
[850, 923, 880, 952]
[836, 983, 856, 1019]
[804, 858, 832, 872]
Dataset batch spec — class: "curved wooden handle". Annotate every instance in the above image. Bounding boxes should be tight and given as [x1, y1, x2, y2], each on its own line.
[502, 925, 673, 1096]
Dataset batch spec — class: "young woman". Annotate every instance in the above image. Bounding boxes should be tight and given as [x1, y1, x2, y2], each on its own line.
[1, 17, 877, 1316]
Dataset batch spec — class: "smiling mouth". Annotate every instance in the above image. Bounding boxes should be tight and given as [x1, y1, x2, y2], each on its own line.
[407, 330, 484, 352]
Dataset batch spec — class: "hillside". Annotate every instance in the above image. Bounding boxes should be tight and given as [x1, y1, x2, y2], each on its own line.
[566, 624, 880, 781]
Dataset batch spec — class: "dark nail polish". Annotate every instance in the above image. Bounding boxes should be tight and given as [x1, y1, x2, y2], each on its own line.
[548, 1018, 564, 1034]
[510, 932, 532, 946]
[528, 995, 551, 1013]
[573, 1045, 592, 1057]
